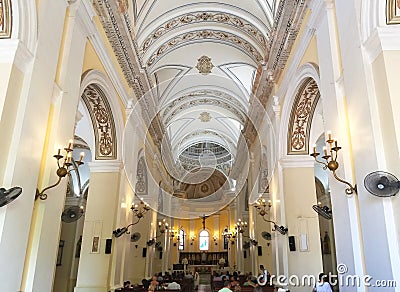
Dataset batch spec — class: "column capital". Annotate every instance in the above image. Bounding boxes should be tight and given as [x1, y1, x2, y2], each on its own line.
[88, 160, 123, 172]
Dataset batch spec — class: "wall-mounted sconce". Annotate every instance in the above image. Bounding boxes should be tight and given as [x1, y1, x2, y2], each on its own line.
[253, 194, 287, 235]
[254, 193, 272, 217]
[222, 226, 237, 244]
[213, 235, 218, 245]
[310, 131, 357, 195]
[113, 198, 150, 238]
[190, 234, 196, 245]
[234, 219, 248, 234]
[36, 140, 84, 200]
[158, 219, 169, 234]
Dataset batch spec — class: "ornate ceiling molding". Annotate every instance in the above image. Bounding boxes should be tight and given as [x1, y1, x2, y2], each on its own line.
[164, 98, 246, 125]
[239, 0, 308, 150]
[287, 78, 320, 155]
[81, 84, 117, 160]
[161, 89, 248, 115]
[92, 0, 147, 97]
[146, 29, 263, 68]
[177, 130, 236, 151]
[0, 0, 12, 38]
[139, 11, 267, 56]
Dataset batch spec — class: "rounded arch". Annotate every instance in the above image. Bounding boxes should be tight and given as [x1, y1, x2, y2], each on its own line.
[278, 63, 321, 160]
[79, 69, 124, 161]
[9, 0, 37, 51]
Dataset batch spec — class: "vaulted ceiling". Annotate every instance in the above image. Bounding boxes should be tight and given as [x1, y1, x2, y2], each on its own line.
[91, 0, 306, 213]
[128, 0, 280, 161]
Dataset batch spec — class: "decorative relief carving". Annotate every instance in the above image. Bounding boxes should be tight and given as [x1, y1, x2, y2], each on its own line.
[81, 84, 117, 160]
[135, 156, 148, 196]
[287, 78, 320, 155]
[258, 152, 269, 192]
[162, 90, 247, 118]
[92, 0, 145, 97]
[140, 11, 267, 55]
[0, 0, 11, 38]
[199, 112, 211, 122]
[196, 56, 214, 75]
[164, 98, 246, 125]
[147, 30, 263, 67]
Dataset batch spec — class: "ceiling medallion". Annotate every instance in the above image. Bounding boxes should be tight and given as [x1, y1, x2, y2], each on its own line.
[196, 56, 214, 75]
[199, 112, 211, 122]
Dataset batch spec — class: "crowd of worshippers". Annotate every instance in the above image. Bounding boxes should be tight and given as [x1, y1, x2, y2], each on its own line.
[211, 270, 272, 292]
[117, 267, 274, 292]
[117, 271, 198, 292]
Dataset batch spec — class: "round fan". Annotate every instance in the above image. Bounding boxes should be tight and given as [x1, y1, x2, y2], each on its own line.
[0, 187, 22, 207]
[312, 205, 332, 220]
[261, 231, 272, 241]
[364, 171, 400, 197]
[131, 232, 141, 242]
[61, 206, 84, 223]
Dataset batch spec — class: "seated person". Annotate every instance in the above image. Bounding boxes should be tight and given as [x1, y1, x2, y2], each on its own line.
[167, 281, 181, 290]
[148, 276, 159, 292]
[218, 281, 232, 292]
[124, 280, 131, 287]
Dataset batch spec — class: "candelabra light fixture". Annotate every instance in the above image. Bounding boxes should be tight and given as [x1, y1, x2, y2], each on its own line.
[222, 226, 236, 244]
[234, 219, 248, 234]
[190, 234, 196, 245]
[310, 131, 357, 195]
[113, 198, 150, 238]
[158, 219, 169, 234]
[253, 194, 288, 235]
[254, 194, 272, 217]
[213, 235, 218, 245]
[36, 140, 85, 201]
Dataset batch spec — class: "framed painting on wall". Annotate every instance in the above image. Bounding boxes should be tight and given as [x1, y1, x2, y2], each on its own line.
[387, 0, 400, 24]
[91, 236, 100, 253]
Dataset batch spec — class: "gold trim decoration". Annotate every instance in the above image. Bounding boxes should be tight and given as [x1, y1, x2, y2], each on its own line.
[287, 78, 320, 155]
[0, 0, 12, 38]
[81, 84, 117, 160]
[140, 11, 267, 55]
[135, 156, 147, 196]
[147, 30, 263, 67]
[199, 112, 211, 122]
[196, 56, 214, 75]
[387, 0, 400, 24]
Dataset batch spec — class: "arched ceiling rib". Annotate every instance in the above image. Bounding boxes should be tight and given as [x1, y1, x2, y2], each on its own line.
[115, 0, 281, 207]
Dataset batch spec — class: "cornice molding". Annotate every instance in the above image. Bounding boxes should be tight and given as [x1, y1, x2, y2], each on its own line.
[88, 160, 123, 173]
[0, 39, 34, 72]
[279, 156, 315, 169]
[363, 26, 400, 63]
[79, 1, 131, 107]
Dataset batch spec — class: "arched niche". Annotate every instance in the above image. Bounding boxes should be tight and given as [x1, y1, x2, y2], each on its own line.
[278, 62, 320, 158]
[79, 70, 124, 161]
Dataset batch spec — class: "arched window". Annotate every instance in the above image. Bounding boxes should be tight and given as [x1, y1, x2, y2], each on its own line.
[179, 229, 185, 250]
[199, 230, 209, 251]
